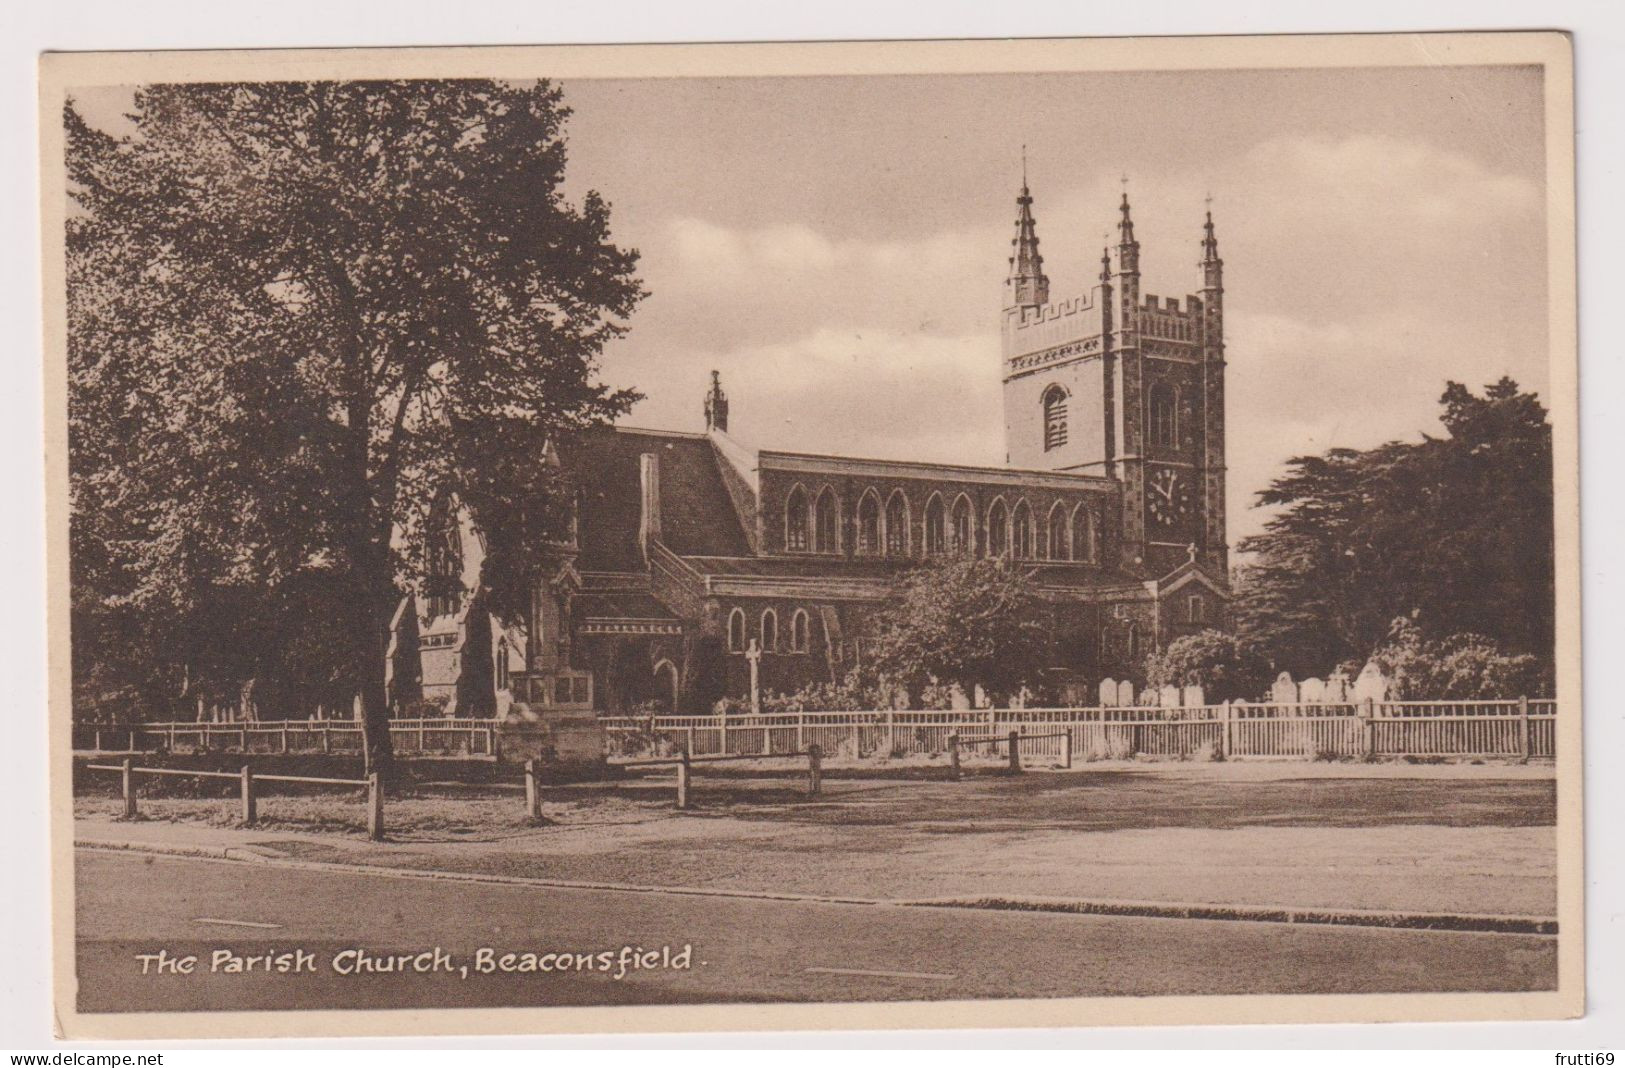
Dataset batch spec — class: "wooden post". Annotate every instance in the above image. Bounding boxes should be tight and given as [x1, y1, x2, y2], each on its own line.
[719, 715, 728, 756]
[168, 723, 177, 751]
[321, 724, 331, 754]
[524, 759, 541, 819]
[1220, 702, 1233, 761]
[94, 729, 102, 752]
[1061, 729, 1073, 769]
[676, 751, 691, 810]
[885, 710, 896, 757]
[121, 756, 136, 818]
[807, 744, 822, 797]
[280, 726, 289, 754]
[367, 772, 384, 840]
[1518, 695, 1530, 763]
[1008, 729, 1021, 773]
[240, 765, 256, 825]
[130, 728, 138, 753]
[1360, 698, 1376, 759]
[948, 733, 961, 780]
[685, 725, 696, 756]
[796, 712, 805, 753]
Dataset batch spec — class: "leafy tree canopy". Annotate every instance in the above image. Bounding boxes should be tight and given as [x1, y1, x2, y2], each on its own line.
[867, 555, 1048, 703]
[1144, 629, 1271, 703]
[67, 81, 645, 766]
[1233, 378, 1553, 679]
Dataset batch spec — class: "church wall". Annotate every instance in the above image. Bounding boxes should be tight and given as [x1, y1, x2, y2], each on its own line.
[1003, 354, 1108, 472]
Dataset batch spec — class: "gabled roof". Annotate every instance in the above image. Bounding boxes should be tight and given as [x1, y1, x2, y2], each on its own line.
[562, 427, 751, 571]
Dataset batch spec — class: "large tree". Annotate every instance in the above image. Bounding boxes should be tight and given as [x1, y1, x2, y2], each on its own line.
[1234, 378, 1554, 677]
[867, 555, 1048, 704]
[67, 81, 645, 776]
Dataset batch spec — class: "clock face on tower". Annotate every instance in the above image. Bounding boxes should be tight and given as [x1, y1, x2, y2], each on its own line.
[1148, 467, 1192, 527]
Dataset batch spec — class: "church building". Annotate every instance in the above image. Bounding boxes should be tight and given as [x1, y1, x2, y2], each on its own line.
[395, 186, 1232, 717]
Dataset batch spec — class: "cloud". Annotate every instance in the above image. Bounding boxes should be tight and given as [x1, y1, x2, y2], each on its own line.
[597, 131, 1548, 547]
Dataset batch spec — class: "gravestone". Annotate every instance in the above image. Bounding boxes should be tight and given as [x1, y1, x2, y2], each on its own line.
[1182, 684, 1205, 708]
[1299, 677, 1325, 704]
[1158, 685, 1181, 708]
[1271, 671, 1298, 706]
[1138, 687, 1159, 707]
[1099, 678, 1118, 707]
[1352, 662, 1389, 703]
[1325, 670, 1350, 703]
[1117, 679, 1136, 708]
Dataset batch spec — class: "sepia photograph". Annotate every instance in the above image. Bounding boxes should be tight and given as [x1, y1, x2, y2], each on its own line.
[39, 32, 1581, 1039]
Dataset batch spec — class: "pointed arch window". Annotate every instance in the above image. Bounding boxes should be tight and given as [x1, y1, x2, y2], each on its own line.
[790, 609, 810, 653]
[425, 499, 463, 619]
[1072, 505, 1098, 564]
[785, 485, 809, 552]
[924, 495, 947, 555]
[813, 487, 839, 553]
[951, 496, 974, 554]
[884, 490, 910, 556]
[1012, 500, 1033, 560]
[727, 608, 746, 654]
[1150, 383, 1179, 449]
[1047, 503, 1070, 562]
[1042, 386, 1069, 451]
[760, 609, 778, 653]
[857, 491, 882, 555]
[986, 499, 1009, 558]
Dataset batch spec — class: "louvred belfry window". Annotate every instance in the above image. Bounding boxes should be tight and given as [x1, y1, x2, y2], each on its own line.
[814, 488, 839, 553]
[885, 492, 909, 555]
[857, 493, 881, 554]
[1043, 387, 1068, 451]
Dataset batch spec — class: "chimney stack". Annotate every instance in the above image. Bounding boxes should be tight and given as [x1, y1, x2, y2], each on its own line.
[639, 452, 662, 560]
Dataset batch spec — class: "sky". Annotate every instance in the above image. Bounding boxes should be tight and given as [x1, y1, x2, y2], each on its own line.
[552, 66, 1549, 543]
[71, 65, 1549, 545]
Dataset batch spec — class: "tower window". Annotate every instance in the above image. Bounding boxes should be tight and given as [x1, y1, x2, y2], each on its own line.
[785, 486, 809, 552]
[761, 609, 778, 652]
[1188, 595, 1205, 624]
[1042, 387, 1069, 451]
[1150, 383, 1179, 448]
[790, 609, 810, 653]
[727, 608, 746, 653]
[814, 487, 839, 553]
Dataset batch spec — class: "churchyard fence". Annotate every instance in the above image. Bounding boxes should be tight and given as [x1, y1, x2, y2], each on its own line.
[73, 700, 1557, 763]
[599, 699, 1558, 762]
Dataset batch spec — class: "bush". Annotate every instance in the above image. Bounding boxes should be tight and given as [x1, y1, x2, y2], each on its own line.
[1372, 618, 1552, 699]
[1143, 629, 1271, 703]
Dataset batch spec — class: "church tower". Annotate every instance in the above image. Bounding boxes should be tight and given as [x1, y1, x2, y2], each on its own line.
[999, 177, 1228, 579]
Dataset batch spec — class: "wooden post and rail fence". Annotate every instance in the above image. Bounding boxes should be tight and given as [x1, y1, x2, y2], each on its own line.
[85, 757, 386, 840]
[610, 746, 825, 810]
[946, 729, 1072, 778]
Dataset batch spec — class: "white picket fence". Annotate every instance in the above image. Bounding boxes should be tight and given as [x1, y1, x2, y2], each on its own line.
[72, 718, 498, 757]
[600, 699, 1558, 762]
[73, 699, 1558, 762]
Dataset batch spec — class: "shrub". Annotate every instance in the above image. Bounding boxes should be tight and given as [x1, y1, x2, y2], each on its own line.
[1372, 618, 1552, 699]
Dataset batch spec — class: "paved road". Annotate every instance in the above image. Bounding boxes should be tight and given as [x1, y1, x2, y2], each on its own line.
[74, 849, 1556, 1013]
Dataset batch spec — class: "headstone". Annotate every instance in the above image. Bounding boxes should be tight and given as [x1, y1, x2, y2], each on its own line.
[1352, 662, 1389, 703]
[1098, 678, 1118, 707]
[1271, 671, 1298, 706]
[1325, 670, 1350, 703]
[1138, 687, 1159, 708]
[1182, 684, 1205, 708]
[1158, 685, 1181, 708]
[1298, 677, 1325, 704]
[1117, 679, 1136, 708]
